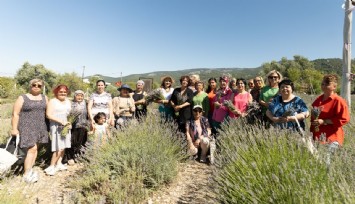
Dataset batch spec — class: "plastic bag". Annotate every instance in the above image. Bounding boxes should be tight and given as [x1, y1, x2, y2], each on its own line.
[0, 136, 19, 174]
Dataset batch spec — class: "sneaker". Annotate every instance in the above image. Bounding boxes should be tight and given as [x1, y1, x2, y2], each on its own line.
[44, 166, 55, 174]
[45, 167, 57, 176]
[23, 169, 38, 183]
[55, 163, 68, 171]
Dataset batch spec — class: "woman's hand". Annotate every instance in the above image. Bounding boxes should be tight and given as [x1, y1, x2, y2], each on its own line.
[311, 119, 325, 126]
[214, 102, 221, 109]
[193, 139, 200, 147]
[11, 129, 19, 136]
[174, 105, 181, 112]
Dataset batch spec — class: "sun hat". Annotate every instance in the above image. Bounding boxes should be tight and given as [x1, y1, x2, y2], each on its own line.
[117, 84, 133, 93]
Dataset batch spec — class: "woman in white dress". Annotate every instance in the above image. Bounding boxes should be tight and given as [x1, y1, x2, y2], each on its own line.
[45, 85, 72, 176]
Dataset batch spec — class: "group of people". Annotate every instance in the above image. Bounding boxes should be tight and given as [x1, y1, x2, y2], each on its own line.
[10, 70, 350, 183]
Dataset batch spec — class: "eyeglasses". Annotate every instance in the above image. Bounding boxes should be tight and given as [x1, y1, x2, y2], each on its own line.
[32, 84, 42, 88]
[255, 80, 262, 82]
[193, 109, 203, 113]
[248, 83, 254, 85]
[59, 91, 67, 94]
[268, 76, 278, 79]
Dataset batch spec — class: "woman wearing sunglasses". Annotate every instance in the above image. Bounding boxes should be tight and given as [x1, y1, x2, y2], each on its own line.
[259, 70, 282, 120]
[11, 79, 48, 183]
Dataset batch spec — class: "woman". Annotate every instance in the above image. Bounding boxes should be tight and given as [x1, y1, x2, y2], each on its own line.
[186, 105, 211, 163]
[206, 78, 217, 127]
[266, 79, 309, 130]
[88, 80, 114, 128]
[188, 74, 200, 92]
[113, 84, 136, 129]
[247, 79, 255, 92]
[259, 70, 282, 116]
[310, 74, 350, 146]
[170, 75, 194, 133]
[132, 80, 147, 120]
[45, 85, 72, 176]
[192, 81, 210, 117]
[229, 78, 237, 93]
[11, 79, 48, 183]
[229, 78, 252, 119]
[65, 90, 88, 165]
[250, 76, 265, 102]
[212, 75, 232, 132]
[156, 76, 175, 120]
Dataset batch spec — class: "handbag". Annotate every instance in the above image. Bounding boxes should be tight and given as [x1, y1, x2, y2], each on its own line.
[0, 136, 20, 174]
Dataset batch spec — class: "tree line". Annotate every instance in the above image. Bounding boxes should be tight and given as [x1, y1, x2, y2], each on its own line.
[0, 56, 354, 99]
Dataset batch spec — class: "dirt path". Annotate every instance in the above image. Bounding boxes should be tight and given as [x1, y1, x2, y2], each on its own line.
[148, 160, 215, 204]
[1, 164, 81, 204]
[1, 160, 215, 204]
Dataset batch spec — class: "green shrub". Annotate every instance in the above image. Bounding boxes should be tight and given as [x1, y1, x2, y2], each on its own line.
[212, 119, 354, 203]
[71, 112, 187, 203]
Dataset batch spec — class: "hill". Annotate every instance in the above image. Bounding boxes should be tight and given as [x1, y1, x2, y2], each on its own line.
[85, 58, 352, 84]
[85, 67, 263, 84]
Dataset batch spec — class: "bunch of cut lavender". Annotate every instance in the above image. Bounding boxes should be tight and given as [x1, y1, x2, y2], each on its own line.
[246, 101, 260, 114]
[61, 110, 81, 137]
[282, 107, 296, 117]
[311, 106, 323, 132]
[145, 89, 165, 104]
[223, 100, 236, 111]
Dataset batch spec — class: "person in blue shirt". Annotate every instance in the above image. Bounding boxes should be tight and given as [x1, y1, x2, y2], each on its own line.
[266, 79, 309, 131]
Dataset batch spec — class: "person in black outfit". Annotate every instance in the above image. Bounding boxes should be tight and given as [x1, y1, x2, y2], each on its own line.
[132, 80, 147, 120]
[170, 75, 194, 133]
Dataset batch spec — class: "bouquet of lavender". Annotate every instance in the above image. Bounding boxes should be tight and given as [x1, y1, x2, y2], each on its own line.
[223, 100, 236, 112]
[282, 107, 296, 117]
[145, 89, 165, 104]
[61, 110, 81, 137]
[311, 106, 323, 132]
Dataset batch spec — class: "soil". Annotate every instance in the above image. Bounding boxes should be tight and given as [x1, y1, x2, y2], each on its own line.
[147, 160, 215, 204]
[1, 164, 82, 204]
[1, 160, 215, 204]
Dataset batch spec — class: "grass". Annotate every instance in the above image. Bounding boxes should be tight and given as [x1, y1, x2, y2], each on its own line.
[71, 112, 187, 203]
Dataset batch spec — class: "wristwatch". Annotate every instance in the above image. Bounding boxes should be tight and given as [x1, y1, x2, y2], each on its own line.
[323, 120, 328, 125]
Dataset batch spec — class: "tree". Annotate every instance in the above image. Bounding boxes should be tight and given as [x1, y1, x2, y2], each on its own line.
[14, 62, 58, 92]
[57, 72, 89, 95]
[0, 77, 15, 98]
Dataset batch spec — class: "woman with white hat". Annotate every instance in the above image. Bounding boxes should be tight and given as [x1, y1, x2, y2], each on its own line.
[186, 105, 211, 163]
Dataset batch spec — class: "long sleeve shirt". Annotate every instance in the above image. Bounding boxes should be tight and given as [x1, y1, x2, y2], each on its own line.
[310, 94, 350, 145]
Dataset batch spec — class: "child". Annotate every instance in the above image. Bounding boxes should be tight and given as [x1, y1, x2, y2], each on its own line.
[92, 112, 110, 145]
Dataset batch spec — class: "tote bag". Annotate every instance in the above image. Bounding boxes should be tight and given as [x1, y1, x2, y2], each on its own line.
[0, 136, 19, 174]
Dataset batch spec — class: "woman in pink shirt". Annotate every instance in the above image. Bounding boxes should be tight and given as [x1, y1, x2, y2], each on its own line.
[229, 78, 252, 119]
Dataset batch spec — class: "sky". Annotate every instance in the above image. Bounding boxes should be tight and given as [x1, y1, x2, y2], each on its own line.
[0, 0, 350, 78]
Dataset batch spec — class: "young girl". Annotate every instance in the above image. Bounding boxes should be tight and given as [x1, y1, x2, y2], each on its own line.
[92, 112, 110, 145]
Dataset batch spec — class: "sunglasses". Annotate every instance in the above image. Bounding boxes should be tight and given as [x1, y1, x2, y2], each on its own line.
[268, 76, 278, 79]
[32, 84, 42, 88]
[193, 109, 203, 113]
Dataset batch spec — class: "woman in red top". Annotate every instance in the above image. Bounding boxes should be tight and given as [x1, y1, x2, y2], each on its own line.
[310, 74, 350, 146]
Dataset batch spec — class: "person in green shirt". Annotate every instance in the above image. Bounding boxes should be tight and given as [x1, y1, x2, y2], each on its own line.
[259, 70, 282, 115]
[192, 81, 210, 117]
